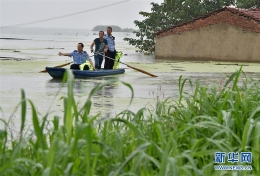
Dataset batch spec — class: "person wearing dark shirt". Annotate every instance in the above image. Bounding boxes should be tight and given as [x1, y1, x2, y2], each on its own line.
[90, 31, 108, 70]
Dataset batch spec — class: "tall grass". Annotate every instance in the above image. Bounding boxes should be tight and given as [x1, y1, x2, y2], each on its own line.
[0, 67, 259, 176]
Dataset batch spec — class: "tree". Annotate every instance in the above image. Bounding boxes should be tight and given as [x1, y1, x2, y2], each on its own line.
[124, 0, 258, 53]
[237, 0, 260, 8]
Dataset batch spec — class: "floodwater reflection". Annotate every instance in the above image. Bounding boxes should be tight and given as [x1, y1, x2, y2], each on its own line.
[45, 77, 122, 117]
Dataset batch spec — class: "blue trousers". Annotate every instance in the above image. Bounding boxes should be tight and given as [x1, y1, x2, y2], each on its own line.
[94, 54, 104, 69]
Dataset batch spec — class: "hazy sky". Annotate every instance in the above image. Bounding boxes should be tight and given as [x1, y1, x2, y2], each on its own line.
[0, 0, 164, 29]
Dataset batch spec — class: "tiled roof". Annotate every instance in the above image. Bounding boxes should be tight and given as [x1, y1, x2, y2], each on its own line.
[234, 8, 260, 21]
[155, 7, 260, 36]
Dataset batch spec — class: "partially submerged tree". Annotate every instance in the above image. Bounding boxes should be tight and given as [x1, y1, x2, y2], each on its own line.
[124, 0, 259, 53]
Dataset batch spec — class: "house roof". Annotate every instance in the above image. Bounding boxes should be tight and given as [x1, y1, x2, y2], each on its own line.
[155, 7, 260, 36]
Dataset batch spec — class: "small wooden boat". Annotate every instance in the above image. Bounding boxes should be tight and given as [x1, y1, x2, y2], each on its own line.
[45, 67, 125, 79]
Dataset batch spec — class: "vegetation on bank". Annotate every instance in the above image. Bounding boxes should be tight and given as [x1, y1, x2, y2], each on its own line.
[92, 25, 135, 32]
[124, 0, 259, 53]
[0, 67, 260, 175]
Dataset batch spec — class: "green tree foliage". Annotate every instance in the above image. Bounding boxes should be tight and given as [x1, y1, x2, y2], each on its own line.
[92, 25, 135, 32]
[124, 0, 259, 53]
[237, 0, 260, 8]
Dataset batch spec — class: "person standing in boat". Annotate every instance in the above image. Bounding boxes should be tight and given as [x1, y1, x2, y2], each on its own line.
[90, 31, 108, 70]
[104, 26, 116, 69]
[58, 43, 95, 70]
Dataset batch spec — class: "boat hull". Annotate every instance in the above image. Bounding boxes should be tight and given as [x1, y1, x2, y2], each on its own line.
[45, 67, 125, 79]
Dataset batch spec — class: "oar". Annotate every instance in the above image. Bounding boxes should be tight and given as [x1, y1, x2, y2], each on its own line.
[39, 61, 73, 73]
[95, 52, 157, 77]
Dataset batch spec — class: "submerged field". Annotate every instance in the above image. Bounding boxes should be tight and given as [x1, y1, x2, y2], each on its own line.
[1, 28, 260, 175]
[0, 67, 259, 175]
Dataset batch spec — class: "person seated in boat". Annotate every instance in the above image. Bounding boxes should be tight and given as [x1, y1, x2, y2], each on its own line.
[90, 31, 108, 70]
[58, 43, 95, 70]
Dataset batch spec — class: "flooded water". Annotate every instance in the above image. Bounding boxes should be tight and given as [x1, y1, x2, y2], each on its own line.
[1, 27, 260, 129]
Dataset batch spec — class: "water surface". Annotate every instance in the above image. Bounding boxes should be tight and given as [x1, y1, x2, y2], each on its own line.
[1, 27, 260, 130]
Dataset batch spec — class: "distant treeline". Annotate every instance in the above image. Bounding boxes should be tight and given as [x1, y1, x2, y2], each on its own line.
[92, 25, 135, 32]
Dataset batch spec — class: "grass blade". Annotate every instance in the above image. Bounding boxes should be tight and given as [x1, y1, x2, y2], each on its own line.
[20, 89, 26, 141]
[111, 142, 150, 176]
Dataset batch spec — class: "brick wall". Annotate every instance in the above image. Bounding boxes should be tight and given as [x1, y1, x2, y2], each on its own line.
[156, 10, 260, 38]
